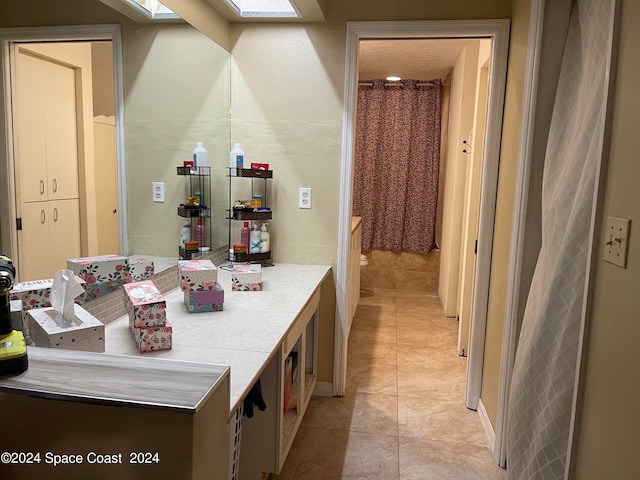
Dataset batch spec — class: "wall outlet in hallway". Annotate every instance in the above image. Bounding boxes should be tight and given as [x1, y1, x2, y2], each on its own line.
[299, 187, 312, 209]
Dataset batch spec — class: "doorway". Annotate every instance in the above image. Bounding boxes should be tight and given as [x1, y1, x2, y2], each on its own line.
[334, 18, 510, 441]
[0, 25, 126, 281]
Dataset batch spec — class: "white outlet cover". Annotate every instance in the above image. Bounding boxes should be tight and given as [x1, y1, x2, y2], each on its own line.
[299, 187, 312, 209]
[152, 182, 165, 203]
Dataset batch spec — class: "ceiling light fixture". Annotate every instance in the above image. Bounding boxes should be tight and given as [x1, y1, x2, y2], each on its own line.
[225, 0, 299, 18]
[386, 76, 402, 81]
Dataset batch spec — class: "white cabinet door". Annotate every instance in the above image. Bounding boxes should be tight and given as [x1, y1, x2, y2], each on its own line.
[48, 199, 81, 274]
[19, 202, 51, 281]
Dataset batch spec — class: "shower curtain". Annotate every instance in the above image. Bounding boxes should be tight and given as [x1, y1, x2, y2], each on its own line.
[352, 79, 442, 254]
[507, 0, 614, 478]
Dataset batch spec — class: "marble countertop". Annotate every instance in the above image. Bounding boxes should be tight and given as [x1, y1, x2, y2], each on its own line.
[105, 263, 332, 418]
[0, 346, 229, 412]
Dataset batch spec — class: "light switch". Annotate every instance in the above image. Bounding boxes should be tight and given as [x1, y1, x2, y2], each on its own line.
[152, 182, 164, 203]
[604, 216, 630, 268]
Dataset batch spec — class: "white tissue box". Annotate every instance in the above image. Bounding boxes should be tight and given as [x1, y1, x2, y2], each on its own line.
[28, 304, 105, 353]
[129, 256, 155, 281]
[231, 264, 262, 291]
[67, 254, 131, 301]
[10, 276, 87, 311]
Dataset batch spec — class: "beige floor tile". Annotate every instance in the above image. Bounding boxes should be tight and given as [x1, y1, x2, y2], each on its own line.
[348, 338, 397, 365]
[347, 359, 398, 396]
[399, 436, 506, 480]
[397, 396, 487, 447]
[292, 428, 400, 480]
[276, 426, 309, 480]
[301, 392, 398, 436]
[353, 304, 397, 325]
[396, 326, 458, 350]
[357, 287, 397, 307]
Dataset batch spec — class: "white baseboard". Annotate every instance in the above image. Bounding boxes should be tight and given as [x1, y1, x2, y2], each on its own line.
[478, 398, 496, 454]
[313, 381, 333, 397]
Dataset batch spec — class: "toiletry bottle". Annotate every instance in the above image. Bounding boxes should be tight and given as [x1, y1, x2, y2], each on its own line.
[230, 143, 244, 176]
[195, 217, 205, 250]
[260, 223, 270, 253]
[250, 224, 261, 253]
[229, 248, 235, 262]
[193, 142, 208, 168]
[240, 221, 250, 248]
[181, 220, 191, 248]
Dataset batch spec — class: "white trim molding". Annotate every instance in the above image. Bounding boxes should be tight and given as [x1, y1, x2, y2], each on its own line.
[335, 20, 510, 405]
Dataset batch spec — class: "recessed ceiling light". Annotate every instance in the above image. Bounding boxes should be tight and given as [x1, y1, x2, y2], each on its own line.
[386, 76, 402, 81]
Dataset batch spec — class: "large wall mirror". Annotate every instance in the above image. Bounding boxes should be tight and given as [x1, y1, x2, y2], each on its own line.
[0, 16, 231, 281]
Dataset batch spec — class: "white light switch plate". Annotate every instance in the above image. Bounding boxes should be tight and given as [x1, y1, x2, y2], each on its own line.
[152, 182, 165, 203]
[299, 187, 312, 209]
[604, 216, 630, 268]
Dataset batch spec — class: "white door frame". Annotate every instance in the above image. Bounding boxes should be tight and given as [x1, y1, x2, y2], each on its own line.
[0, 24, 127, 261]
[334, 21, 510, 412]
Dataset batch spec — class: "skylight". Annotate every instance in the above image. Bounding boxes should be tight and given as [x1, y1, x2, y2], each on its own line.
[225, 0, 299, 18]
[126, 0, 180, 19]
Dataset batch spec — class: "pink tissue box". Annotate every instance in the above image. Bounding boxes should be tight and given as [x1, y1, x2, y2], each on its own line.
[67, 254, 131, 301]
[132, 320, 172, 353]
[124, 280, 167, 329]
[178, 259, 218, 292]
[231, 264, 262, 291]
[10, 276, 87, 310]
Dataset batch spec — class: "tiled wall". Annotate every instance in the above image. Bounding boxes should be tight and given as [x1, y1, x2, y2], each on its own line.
[360, 249, 440, 294]
[83, 248, 227, 325]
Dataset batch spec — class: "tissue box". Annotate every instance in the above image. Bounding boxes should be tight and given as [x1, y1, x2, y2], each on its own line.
[10, 299, 23, 332]
[231, 264, 262, 291]
[132, 321, 172, 353]
[10, 276, 87, 310]
[67, 254, 131, 301]
[183, 284, 224, 313]
[129, 256, 155, 281]
[28, 304, 105, 353]
[124, 280, 167, 328]
[178, 259, 218, 292]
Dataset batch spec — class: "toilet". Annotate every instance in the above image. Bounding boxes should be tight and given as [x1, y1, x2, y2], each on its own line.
[360, 254, 368, 268]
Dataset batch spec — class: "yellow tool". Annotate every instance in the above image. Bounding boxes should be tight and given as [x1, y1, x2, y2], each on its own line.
[0, 254, 28, 376]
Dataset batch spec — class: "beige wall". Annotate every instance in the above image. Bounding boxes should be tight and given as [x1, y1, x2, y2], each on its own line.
[572, 0, 640, 477]
[480, 0, 530, 425]
[122, 24, 230, 256]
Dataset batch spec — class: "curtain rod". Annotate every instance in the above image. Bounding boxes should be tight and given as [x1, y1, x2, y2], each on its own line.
[357, 81, 447, 88]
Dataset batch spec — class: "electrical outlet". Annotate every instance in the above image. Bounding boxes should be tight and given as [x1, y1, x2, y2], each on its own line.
[152, 182, 164, 203]
[299, 187, 312, 209]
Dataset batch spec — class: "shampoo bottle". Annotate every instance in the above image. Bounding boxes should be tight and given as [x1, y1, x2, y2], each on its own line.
[193, 142, 208, 168]
[260, 223, 270, 253]
[240, 221, 250, 248]
[250, 224, 261, 253]
[195, 217, 205, 250]
[230, 143, 244, 176]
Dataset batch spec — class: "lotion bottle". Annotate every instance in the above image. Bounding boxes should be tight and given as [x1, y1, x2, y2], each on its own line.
[195, 217, 205, 250]
[250, 224, 261, 253]
[180, 220, 191, 248]
[260, 223, 270, 253]
[230, 143, 244, 176]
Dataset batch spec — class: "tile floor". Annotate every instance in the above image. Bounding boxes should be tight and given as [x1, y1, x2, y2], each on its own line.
[275, 288, 507, 480]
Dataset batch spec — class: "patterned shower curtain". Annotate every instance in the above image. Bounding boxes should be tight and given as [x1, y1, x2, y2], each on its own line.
[352, 79, 442, 254]
[507, 0, 614, 478]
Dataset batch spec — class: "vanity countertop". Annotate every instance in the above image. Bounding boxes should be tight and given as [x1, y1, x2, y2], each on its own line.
[0, 346, 229, 412]
[104, 263, 332, 418]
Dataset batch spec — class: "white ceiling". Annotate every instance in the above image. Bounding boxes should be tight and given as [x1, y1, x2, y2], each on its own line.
[358, 39, 478, 82]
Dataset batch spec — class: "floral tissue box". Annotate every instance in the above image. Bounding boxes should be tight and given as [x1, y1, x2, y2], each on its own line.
[231, 264, 262, 291]
[183, 285, 224, 313]
[67, 254, 131, 301]
[124, 280, 167, 329]
[10, 276, 87, 310]
[178, 259, 218, 292]
[128, 256, 155, 281]
[132, 321, 172, 353]
[28, 304, 105, 353]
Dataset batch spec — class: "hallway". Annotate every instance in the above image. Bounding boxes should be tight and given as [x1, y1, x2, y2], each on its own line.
[275, 288, 506, 479]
